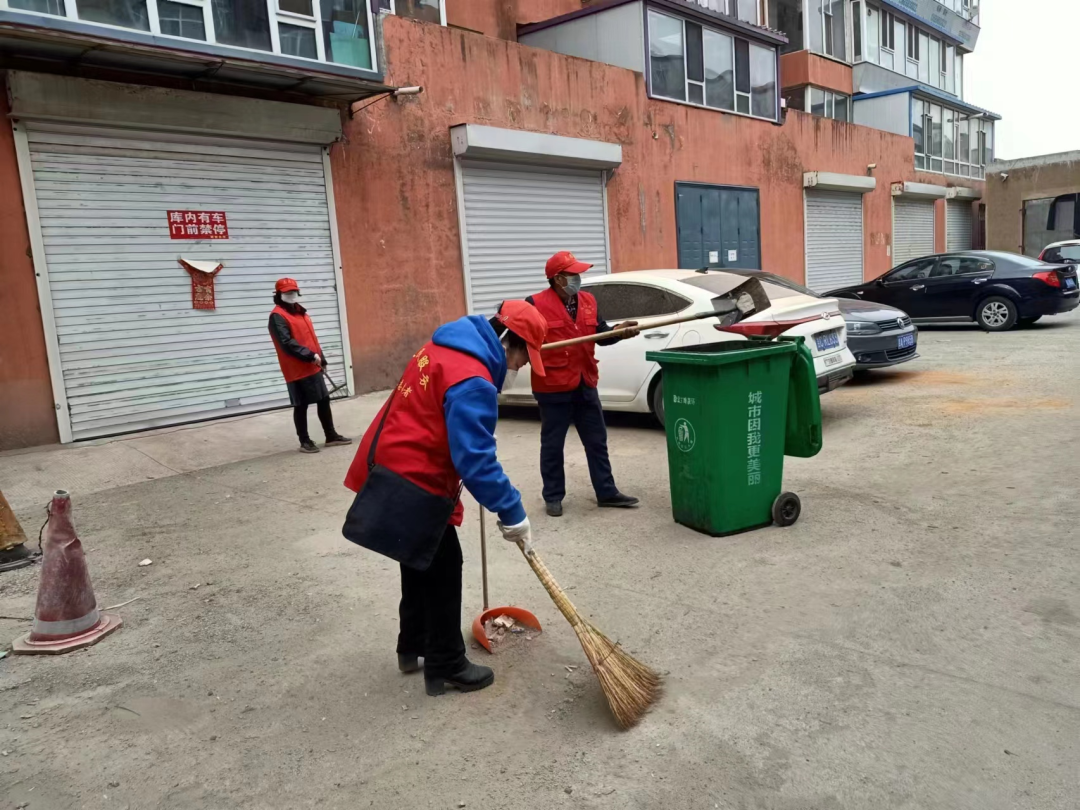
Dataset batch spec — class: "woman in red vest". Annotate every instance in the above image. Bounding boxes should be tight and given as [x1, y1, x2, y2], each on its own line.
[268, 278, 352, 453]
[344, 301, 546, 697]
[528, 251, 640, 517]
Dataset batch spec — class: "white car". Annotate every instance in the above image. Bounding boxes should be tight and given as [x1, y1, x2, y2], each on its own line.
[501, 269, 856, 424]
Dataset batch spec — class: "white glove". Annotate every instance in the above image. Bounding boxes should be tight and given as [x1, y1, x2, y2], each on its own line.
[498, 516, 534, 555]
[313, 353, 322, 366]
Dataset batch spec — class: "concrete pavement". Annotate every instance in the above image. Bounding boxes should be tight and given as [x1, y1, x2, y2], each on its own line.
[1, 314, 1078, 810]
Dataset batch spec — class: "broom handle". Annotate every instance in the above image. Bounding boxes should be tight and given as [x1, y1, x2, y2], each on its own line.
[540, 311, 717, 351]
[479, 508, 489, 611]
[516, 541, 581, 628]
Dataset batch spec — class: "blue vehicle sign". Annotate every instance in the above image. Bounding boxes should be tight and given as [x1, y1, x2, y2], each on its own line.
[897, 332, 916, 350]
[815, 330, 840, 352]
[1065, 276, 1077, 290]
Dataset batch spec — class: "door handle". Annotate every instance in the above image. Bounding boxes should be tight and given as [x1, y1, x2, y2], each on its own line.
[972, 277, 988, 284]
[644, 331, 671, 339]
[911, 284, 925, 291]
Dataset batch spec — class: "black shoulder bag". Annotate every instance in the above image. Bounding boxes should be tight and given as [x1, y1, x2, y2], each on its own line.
[341, 389, 462, 571]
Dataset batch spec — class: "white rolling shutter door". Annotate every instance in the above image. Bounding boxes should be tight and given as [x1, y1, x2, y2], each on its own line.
[804, 190, 864, 293]
[893, 198, 936, 266]
[459, 161, 610, 314]
[946, 200, 973, 252]
[26, 124, 344, 441]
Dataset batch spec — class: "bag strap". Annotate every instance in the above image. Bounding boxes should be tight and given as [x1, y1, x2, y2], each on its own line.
[367, 387, 398, 471]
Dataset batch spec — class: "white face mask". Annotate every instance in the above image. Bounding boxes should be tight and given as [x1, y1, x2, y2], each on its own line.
[562, 274, 582, 296]
[282, 291, 300, 304]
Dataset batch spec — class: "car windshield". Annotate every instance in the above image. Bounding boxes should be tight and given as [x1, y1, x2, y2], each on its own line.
[1046, 244, 1080, 262]
[682, 272, 811, 301]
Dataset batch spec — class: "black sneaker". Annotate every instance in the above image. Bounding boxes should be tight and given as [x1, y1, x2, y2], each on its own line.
[598, 492, 640, 508]
[324, 434, 353, 447]
[299, 441, 320, 454]
[398, 653, 422, 674]
[425, 660, 495, 696]
[545, 501, 563, 517]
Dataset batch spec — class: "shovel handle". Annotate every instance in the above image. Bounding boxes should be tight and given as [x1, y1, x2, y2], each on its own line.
[479, 507, 489, 612]
[540, 311, 717, 351]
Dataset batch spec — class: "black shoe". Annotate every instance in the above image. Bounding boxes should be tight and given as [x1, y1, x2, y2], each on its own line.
[299, 440, 320, 454]
[325, 434, 353, 447]
[425, 660, 495, 696]
[545, 501, 563, 517]
[398, 653, 422, 674]
[598, 492, 639, 508]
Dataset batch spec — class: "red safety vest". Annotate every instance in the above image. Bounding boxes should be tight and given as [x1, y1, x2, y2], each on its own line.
[271, 305, 324, 383]
[344, 343, 492, 527]
[530, 287, 599, 393]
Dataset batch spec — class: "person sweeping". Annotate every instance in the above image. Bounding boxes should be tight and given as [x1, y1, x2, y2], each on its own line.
[342, 301, 547, 697]
[268, 277, 352, 453]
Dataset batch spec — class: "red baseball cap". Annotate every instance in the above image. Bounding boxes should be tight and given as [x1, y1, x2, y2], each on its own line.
[545, 251, 593, 279]
[496, 300, 548, 377]
[275, 277, 300, 293]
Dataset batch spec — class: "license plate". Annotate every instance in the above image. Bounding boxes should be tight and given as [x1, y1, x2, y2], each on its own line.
[824, 353, 843, 367]
[815, 330, 840, 352]
[897, 332, 916, 350]
[1065, 276, 1077, 290]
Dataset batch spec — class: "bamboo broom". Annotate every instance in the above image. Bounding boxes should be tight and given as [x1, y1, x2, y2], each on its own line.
[515, 541, 662, 729]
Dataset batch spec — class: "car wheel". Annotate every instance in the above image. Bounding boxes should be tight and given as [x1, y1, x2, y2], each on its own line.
[649, 376, 665, 428]
[976, 296, 1018, 332]
[1018, 316, 1042, 327]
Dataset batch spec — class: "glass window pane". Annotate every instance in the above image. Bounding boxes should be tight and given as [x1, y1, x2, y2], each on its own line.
[828, 0, 846, 60]
[767, 0, 803, 52]
[865, 5, 878, 63]
[77, 0, 150, 30]
[834, 93, 848, 122]
[279, 0, 313, 14]
[852, 2, 862, 60]
[686, 22, 704, 83]
[750, 44, 776, 118]
[212, 0, 272, 50]
[918, 32, 929, 82]
[985, 121, 994, 164]
[894, 18, 905, 56]
[9, 0, 66, 15]
[782, 88, 805, 112]
[395, 0, 439, 23]
[704, 29, 735, 111]
[955, 52, 963, 97]
[322, 0, 373, 68]
[808, 0, 823, 52]
[930, 104, 942, 157]
[649, 11, 686, 101]
[929, 36, 939, 87]
[969, 119, 979, 165]
[736, 94, 750, 114]
[943, 107, 954, 159]
[737, 0, 758, 25]
[158, 0, 206, 38]
[279, 21, 317, 57]
[810, 86, 825, 117]
[945, 44, 955, 93]
[958, 115, 969, 162]
[735, 38, 750, 94]
[689, 83, 704, 105]
[912, 100, 924, 154]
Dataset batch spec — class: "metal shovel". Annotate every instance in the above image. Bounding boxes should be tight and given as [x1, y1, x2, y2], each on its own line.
[471, 506, 542, 653]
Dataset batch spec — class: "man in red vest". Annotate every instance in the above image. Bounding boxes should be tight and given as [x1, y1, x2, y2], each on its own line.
[527, 251, 641, 517]
[269, 278, 352, 453]
[344, 300, 547, 697]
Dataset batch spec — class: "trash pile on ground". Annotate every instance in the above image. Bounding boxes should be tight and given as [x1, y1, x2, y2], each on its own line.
[482, 613, 536, 650]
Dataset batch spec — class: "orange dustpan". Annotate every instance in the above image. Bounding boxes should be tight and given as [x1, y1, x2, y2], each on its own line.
[472, 506, 541, 653]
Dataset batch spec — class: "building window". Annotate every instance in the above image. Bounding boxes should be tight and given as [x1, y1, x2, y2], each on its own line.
[878, 9, 896, 71]
[648, 9, 778, 121]
[7, 0, 379, 70]
[782, 87, 806, 113]
[915, 98, 993, 179]
[767, 0, 802, 53]
[808, 87, 849, 122]
[376, 0, 443, 24]
[852, 1, 861, 60]
[809, 0, 845, 60]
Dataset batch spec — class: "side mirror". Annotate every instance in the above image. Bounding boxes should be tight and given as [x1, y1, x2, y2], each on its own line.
[876, 277, 886, 286]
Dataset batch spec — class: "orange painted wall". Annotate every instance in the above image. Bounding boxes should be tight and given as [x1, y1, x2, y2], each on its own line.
[780, 51, 853, 95]
[330, 16, 982, 392]
[0, 94, 58, 450]
[445, 0, 582, 38]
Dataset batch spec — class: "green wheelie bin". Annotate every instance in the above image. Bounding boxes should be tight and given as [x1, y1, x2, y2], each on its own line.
[646, 337, 822, 536]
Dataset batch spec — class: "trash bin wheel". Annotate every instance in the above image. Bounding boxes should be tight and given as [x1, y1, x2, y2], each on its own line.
[772, 492, 801, 527]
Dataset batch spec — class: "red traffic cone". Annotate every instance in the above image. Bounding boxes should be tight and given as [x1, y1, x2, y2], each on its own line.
[12, 490, 122, 655]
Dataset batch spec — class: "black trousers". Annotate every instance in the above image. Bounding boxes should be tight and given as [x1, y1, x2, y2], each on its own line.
[535, 383, 619, 505]
[293, 398, 336, 443]
[397, 525, 466, 677]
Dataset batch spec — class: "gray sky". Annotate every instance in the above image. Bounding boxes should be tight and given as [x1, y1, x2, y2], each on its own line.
[966, 1, 1079, 161]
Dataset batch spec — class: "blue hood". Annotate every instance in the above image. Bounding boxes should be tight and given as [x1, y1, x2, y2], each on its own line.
[432, 315, 507, 391]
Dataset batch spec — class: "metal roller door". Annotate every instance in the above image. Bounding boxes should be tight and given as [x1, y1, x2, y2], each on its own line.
[804, 190, 865, 293]
[459, 161, 610, 314]
[893, 198, 936, 266]
[946, 200, 973, 252]
[25, 123, 346, 441]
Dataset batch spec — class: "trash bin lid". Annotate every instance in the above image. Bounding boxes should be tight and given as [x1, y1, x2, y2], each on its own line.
[647, 339, 796, 367]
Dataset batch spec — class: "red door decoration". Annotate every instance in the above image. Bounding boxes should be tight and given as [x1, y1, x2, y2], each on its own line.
[168, 210, 229, 239]
[179, 259, 224, 310]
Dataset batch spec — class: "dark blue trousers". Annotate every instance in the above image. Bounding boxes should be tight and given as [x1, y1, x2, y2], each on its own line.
[535, 384, 619, 505]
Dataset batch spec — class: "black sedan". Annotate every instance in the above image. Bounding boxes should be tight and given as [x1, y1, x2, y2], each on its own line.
[736, 271, 919, 370]
[826, 251, 1079, 332]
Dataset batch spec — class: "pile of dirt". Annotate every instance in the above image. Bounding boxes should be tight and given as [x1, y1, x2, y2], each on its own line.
[483, 614, 539, 650]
